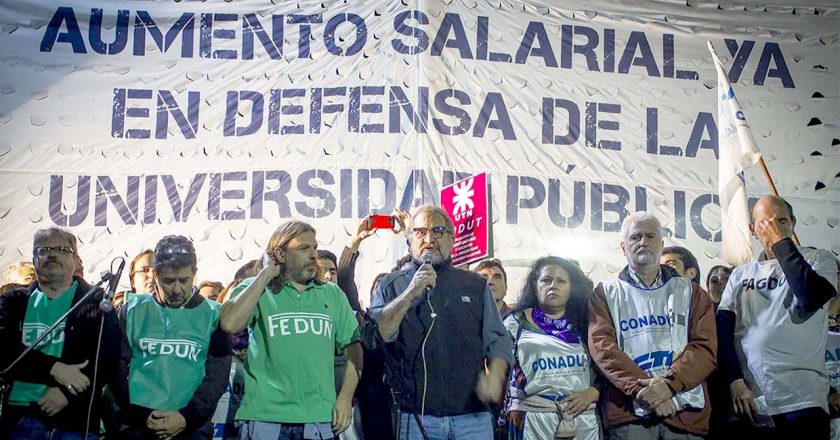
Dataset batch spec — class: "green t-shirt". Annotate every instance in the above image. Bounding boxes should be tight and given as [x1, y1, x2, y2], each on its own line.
[231, 277, 359, 423]
[8, 281, 78, 406]
[124, 294, 221, 411]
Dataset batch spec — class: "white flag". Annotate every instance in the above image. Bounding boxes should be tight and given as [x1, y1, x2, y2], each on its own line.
[708, 42, 762, 266]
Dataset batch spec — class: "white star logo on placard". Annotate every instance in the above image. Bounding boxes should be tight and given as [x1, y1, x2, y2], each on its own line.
[452, 178, 475, 214]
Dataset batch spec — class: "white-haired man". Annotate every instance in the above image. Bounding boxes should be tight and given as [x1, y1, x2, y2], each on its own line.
[588, 212, 716, 439]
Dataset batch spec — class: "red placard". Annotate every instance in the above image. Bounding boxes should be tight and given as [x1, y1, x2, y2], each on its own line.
[440, 172, 490, 266]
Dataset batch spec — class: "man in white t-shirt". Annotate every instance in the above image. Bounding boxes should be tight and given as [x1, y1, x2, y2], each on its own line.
[717, 195, 838, 439]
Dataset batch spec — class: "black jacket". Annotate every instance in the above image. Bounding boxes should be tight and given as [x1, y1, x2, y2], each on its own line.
[0, 277, 120, 435]
[371, 260, 513, 416]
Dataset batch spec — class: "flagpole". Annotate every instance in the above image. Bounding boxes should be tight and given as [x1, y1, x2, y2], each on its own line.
[756, 157, 800, 244]
[757, 159, 779, 196]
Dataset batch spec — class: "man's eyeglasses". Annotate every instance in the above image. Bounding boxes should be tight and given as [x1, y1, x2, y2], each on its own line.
[34, 245, 74, 257]
[411, 226, 451, 239]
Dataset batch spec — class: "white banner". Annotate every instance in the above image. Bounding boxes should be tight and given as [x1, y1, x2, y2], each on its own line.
[1, 1, 837, 303]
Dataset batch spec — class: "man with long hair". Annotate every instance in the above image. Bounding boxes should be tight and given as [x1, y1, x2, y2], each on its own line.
[220, 221, 362, 440]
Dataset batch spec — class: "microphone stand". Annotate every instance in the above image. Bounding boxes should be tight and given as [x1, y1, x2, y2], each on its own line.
[358, 311, 430, 440]
[0, 273, 111, 421]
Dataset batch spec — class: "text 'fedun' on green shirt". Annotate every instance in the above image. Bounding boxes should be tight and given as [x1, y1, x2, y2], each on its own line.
[125, 294, 221, 411]
[9, 281, 77, 405]
[230, 277, 359, 423]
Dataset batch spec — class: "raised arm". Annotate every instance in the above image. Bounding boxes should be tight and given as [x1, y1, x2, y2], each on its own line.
[774, 240, 838, 314]
[370, 264, 435, 342]
[220, 262, 280, 334]
[337, 246, 362, 313]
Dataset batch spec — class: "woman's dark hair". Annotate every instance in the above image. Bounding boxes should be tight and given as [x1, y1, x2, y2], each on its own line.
[515, 256, 594, 343]
[706, 265, 732, 288]
[153, 235, 196, 272]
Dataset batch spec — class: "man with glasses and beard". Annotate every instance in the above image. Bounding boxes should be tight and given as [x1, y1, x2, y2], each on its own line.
[220, 221, 362, 440]
[0, 228, 119, 439]
[369, 205, 512, 440]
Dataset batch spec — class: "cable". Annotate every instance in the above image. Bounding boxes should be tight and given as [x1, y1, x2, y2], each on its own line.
[85, 313, 106, 438]
[419, 289, 437, 419]
[84, 256, 117, 438]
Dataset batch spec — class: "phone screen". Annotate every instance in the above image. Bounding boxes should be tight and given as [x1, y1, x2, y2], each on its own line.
[369, 215, 394, 229]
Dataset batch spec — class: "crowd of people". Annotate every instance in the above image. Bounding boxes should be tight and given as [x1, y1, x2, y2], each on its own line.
[0, 194, 838, 440]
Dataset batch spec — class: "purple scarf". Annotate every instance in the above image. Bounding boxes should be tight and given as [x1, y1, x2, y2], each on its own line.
[532, 307, 579, 344]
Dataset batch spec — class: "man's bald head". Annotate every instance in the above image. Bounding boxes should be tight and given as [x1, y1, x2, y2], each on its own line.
[751, 195, 795, 225]
[750, 195, 796, 253]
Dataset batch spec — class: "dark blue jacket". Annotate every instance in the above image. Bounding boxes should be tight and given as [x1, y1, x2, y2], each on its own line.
[370, 260, 512, 416]
[0, 277, 119, 435]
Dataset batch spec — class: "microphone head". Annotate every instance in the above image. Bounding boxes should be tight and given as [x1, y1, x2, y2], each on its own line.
[422, 253, 434, 265]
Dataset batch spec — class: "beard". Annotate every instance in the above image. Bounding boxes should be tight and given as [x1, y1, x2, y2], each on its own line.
[37, 260, 71, 284]
[632, 250, 657, 267]
[287, 263, 317, 285]
[414, 248, 445, 265]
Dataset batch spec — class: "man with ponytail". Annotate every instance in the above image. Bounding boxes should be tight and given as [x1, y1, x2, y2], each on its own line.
[220, 221, 362, 440]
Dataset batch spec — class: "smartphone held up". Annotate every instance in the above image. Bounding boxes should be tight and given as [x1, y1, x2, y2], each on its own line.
[369, 215, 395, 230]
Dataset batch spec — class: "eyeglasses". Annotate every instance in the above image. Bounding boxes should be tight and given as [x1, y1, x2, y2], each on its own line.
[411, 226, 451, 239]
[34, 245, 74, 257]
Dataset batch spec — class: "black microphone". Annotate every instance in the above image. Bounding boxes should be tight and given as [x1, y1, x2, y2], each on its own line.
[99, 258, 125, 312]
[421, 254, 438, 319]
[422, 253, 434, 294]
